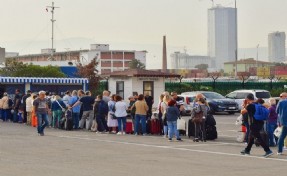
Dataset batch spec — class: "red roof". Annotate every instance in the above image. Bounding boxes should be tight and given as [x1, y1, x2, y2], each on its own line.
[103, 69, 180, 78]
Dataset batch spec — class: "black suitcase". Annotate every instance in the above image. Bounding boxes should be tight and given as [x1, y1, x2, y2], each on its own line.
[206, 125, 218, 140]
[65, 110, 73, 130]
[178, 130, 186, 136]
[205, 114, 216, 126]
[188, 119, 195, 138]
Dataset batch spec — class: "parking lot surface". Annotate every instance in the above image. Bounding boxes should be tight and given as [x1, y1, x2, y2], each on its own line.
[1, 113, 286, 176]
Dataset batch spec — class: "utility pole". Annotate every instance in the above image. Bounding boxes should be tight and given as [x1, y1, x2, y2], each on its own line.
[47, 2, 59, 61]
[234, 0, 238, 77]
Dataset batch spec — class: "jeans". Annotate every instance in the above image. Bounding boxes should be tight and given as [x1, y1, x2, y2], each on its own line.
[117, 117, 127, 132]
[52, 110, 63, 128]
[278, 126, 287, 153]
[96, 115, 108, 132]
[13, 109, 19, 123]
[134, 114, 147, 134]
[36, 113, 49, 134]
[72, 112, 80, 129]
[79, 110, 94, 129]
[267, 122, 277, 146]
[244, 121, 250, 142]
[167, 121, 180, 140]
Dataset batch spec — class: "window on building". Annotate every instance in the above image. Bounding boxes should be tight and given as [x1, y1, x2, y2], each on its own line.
[143, 81, 154, 98]
[116, 81, 124, 98]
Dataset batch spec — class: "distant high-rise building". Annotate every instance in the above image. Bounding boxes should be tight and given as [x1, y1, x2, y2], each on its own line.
[208, 5, 237, 70]
[268, 31, 286, 62]
[0, 47, 5, 64]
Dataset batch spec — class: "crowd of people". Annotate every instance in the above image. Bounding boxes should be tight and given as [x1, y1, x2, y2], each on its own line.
[240, 92, 287, 158]
[2, 88, 287, 158]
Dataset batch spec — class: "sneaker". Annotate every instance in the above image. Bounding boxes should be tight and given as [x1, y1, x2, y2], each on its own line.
[240, 149, 250, 155]
[117, 132, 122, 135]
[143, 133, 147, 136]
[176, 138, 183, 142]
[263, 150, 273, 158]
[163, 135, 168, 138]
[122, 132, 126, 135]
[134, 133, 138, 136]
[277, 152, 282, 155]
[168, 138, 172, 142]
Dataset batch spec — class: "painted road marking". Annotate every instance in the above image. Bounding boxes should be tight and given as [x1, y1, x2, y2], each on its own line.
[53, 134, 287, 162]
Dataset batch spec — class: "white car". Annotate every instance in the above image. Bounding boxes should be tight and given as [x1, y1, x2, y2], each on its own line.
[225, 89, 271, 110]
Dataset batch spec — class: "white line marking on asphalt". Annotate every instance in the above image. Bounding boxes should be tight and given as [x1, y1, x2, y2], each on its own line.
[54, 135, 287, 162]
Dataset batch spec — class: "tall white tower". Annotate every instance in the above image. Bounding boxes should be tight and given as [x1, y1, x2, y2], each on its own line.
[208, 5, 237, 70]
[268, 31, 286, 62]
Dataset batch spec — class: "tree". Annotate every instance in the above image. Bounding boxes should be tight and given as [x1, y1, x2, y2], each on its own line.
[209, 72, 220, 90]
[195, 64, 208, 70]
[0, 59, 66, 77]
[237, 72, 250, 88]
[76, 58, 100, 95]
[129, 59, 145, 69]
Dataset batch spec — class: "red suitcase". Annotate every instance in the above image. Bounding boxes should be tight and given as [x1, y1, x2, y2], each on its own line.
[151, 119, 161, 135]
[126, 121, 133, 134]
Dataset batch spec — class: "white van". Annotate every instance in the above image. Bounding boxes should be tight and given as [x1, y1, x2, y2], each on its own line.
[225, 89, 271, 110]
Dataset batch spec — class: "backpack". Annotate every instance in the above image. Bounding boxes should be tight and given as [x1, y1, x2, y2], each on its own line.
[253, 103, 270, 121]
[98, 100, 109, 116]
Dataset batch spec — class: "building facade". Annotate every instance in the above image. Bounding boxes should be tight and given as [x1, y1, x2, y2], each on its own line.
[268, 31, 286, 63]
[170, 52, 212, 69]
[0, 47, 5, 64]
[208, 5, 237, 70]
[5, 44, 146, 75]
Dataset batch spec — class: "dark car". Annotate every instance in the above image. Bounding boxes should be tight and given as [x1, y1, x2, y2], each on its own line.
[181, 91, 239, 114]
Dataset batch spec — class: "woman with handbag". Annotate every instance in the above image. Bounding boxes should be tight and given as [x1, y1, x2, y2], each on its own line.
[192, 97, 208, 142]
[51, 95, 66, 128]
[161, 94, 172, 138]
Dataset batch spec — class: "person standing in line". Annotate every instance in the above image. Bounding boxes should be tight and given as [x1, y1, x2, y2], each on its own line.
[192, 97, 208, 142]
[267, 98, 278, 147]
[102, 90, 111, 103]
[71, 90, 94, 130]
[0, 92, 10, 121]
[94, 95, 109, 133]
[62, 91, 71, 107]
[51, 95, 66, 128]
[13, 89, 22, 123]
[68, 90, 81, 130]
[128, 96, 136, 131]
[166, 100, 182, 142]
[161, 94, 172, 138]
[132, 94, 149, 136]
[240, 94, 273, 157]
[21, 90, 32, 123]
[25, 93, 35, 126]
[114, 95, 127, 135]
[144, 92, 154, 119]
[276, 92, 287, 155]
[107, 94, 118, 133]
[33, 91, 50, 136]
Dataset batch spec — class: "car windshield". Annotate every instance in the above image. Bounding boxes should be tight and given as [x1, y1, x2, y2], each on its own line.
[202, 92, 225, 99]
[256, 92, 271, 99]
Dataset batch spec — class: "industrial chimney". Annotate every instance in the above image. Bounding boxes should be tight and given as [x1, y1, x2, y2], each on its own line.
[162, 36, 167, 72]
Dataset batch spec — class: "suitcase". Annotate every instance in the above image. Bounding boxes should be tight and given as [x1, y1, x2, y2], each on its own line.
[151, 119, 161, 135]
[31, 113, 37, 127]
[188, 119, 195, 137]
[65, 110, 73, 130]
[205, 114, 216, 126]
[206, 125, 218, 140]
[126, 121, 133, 134]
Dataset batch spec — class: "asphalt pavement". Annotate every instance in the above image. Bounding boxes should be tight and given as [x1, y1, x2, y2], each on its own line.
[0, 113, 286, 176]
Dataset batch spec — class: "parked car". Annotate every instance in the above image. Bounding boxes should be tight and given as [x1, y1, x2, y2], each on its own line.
[181, 91, 239, 114]
[177, 95, 196, 116]
[225, 89, 271, 110]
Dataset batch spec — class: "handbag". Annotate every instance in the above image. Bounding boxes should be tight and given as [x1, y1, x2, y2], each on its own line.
[274, 126, 282, 138]
[177, 118, 186, 131]
[192, 105, 203, 123]
[55, 100, 66, 112]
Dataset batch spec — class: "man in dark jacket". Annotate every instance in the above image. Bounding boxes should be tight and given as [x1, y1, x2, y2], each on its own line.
[241, 93, 273, 158]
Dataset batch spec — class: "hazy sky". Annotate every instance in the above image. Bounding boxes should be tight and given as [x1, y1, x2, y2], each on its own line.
[1, 0, 287, 68]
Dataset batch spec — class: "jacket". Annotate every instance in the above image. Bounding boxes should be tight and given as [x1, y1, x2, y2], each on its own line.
[268, 104, 278, 124]
[276, 99, 287, 126]
[166, 106, 180, 122]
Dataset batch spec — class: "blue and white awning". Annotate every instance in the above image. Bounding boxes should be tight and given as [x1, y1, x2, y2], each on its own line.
[0, 77, 89, 84]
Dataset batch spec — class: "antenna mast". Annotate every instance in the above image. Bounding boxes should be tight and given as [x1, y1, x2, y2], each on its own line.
[47, 2, 59, 60]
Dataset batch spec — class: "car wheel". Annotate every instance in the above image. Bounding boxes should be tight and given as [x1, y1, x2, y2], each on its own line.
[228, 112, 235, 115]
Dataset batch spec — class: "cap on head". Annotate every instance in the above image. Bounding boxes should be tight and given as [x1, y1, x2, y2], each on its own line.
[246, 93, 254, 100]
